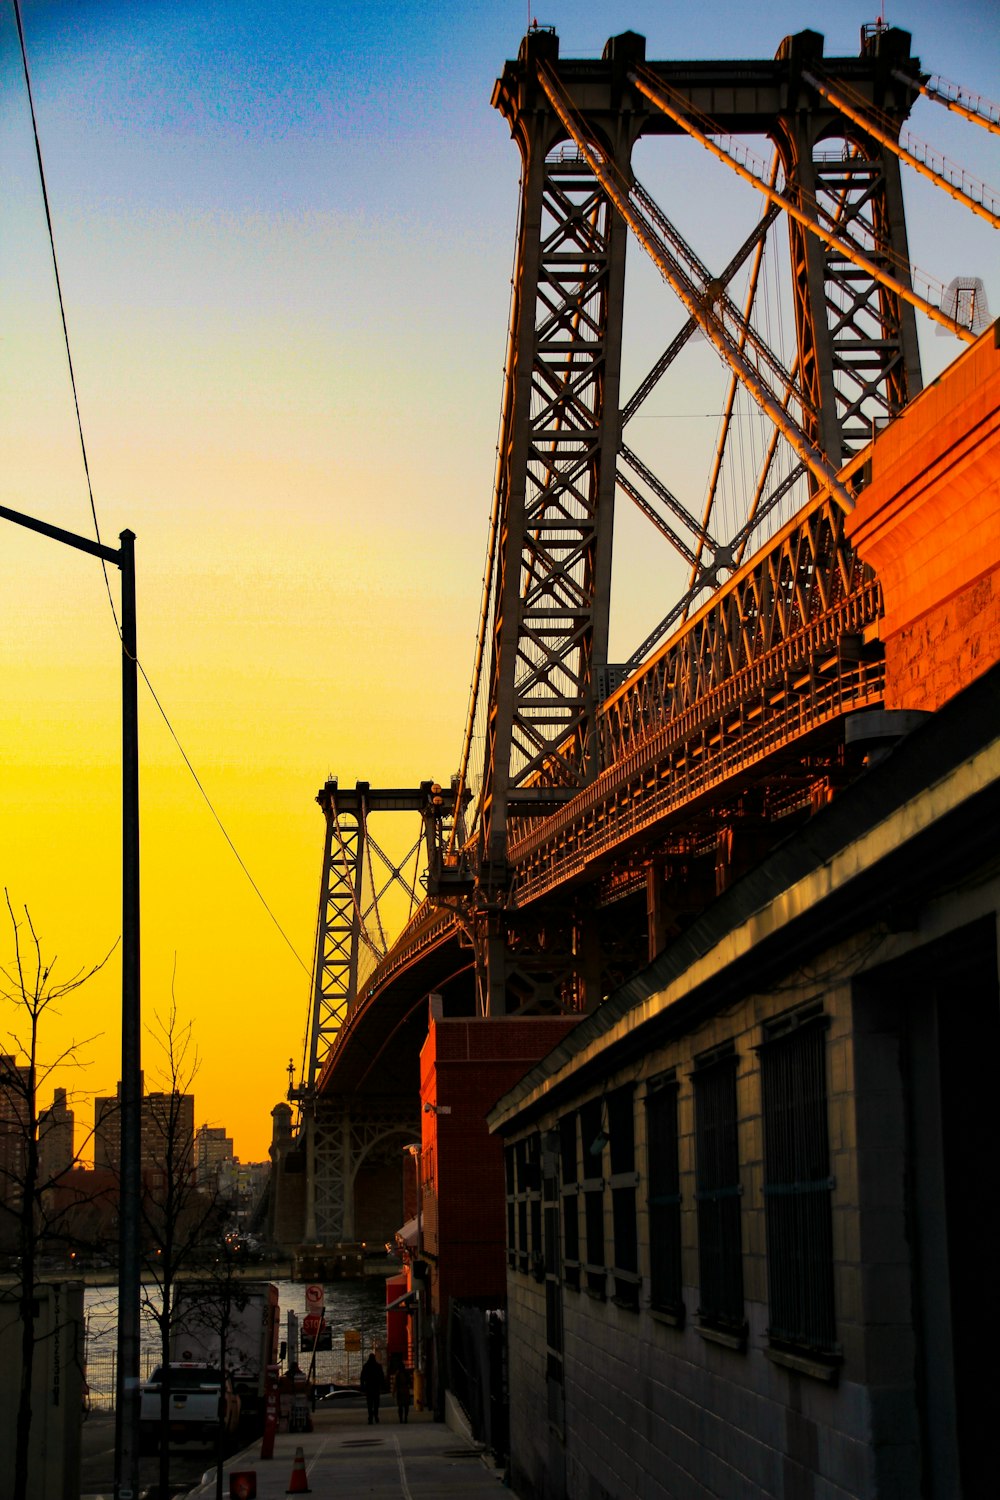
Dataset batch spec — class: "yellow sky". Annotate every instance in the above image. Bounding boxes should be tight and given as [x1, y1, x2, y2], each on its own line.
[2, 0, 996, 1162]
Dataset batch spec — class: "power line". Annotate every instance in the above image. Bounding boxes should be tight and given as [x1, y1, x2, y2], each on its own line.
[136, 665, 312, 979]
[12, 0, 116, 623]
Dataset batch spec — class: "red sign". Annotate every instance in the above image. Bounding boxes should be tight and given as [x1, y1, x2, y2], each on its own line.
[260, 1365, 279, 1461]
[302, 1313, 325, 1338]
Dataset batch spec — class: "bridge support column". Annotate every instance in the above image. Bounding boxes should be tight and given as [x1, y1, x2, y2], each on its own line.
[340, 1107, 356, 1243]
[310, 1096, 420, 1248]
[574, 914, 603, 1013]
[771, 28, 923, 464]
[303, 1100, 318, 1245]
[482, 27, 639, 930]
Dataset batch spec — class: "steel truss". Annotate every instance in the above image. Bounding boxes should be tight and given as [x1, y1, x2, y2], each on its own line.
[304, 781, 441, 1092]
[320, 28, 981, 1031]
[481, 28, 935, 865]
[480, 136, 627, 878]
[509, 484, 884, 905]
[459, 26, 938, 1012]
[309, 1096, 418, 1245]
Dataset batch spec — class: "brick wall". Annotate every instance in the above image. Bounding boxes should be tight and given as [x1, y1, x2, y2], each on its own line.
[420, 1017, 580, 1316]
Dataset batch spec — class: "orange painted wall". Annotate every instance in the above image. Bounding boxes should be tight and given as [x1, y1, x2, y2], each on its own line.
[847, 325, 1000, 712]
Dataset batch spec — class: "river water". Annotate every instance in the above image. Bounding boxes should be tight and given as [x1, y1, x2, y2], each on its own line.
[83, 1276, 390, 1407]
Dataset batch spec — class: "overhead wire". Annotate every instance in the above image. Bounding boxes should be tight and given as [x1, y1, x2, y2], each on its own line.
[12, 0, 311, 983]
[11, 0, 116, 625]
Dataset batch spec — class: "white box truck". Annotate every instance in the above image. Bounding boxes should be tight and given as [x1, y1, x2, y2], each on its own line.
[169, 1280, 279, 1433]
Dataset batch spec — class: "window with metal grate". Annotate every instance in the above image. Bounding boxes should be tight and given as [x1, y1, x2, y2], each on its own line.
[694, 1047, 745, 1336]
[646, 1073, 683, 1320]
[759, 1010, 837, 1356]
[608, 1085, 640, 1310]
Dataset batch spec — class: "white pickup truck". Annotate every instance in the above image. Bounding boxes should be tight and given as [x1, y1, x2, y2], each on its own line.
[139, 1362, 240, 1451]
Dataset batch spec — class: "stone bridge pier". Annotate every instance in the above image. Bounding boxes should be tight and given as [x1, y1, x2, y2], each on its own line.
[270, 1095, 419, 1258]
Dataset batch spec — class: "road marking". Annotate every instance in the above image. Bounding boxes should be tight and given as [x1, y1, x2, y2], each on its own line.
[392, 1434, 414, 1500]
[307, 1437, 329, 1472]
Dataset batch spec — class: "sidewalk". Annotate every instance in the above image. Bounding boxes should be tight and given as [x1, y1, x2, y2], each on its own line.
[185, 1397, 513, 1499]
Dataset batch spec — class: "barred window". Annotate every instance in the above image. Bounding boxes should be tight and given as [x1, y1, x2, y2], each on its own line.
[646, 1074, 683, 1318]
[580, 1098, 606, 1299]
[509, 1135, 541, 1274]
[542, 1131, 563, 1385]
[559, 1113, 580, 1291]
[608, 1086, 639, 1310]
[760, 1011, 837, 1354]
[694, 1049, 745, 1334]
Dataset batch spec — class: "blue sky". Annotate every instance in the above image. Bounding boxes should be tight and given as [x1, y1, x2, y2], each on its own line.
[1, 0, 996, 1155]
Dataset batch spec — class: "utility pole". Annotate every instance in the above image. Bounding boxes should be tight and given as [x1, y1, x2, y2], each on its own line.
[0, 505, 142, 1500]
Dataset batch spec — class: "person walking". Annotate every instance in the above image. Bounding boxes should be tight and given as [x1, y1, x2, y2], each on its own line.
[360, 1351, 386, 1425]
[394, 1363, 412, 1424]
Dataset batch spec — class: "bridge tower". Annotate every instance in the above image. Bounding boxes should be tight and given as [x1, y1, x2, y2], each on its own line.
[292, 780, 454, 1251]
[469, 24, 928, 1016]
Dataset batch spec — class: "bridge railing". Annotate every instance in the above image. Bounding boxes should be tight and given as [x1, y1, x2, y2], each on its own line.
[506, 476, 884, 898]
[333, 473, 881, 1018]
[596, 488, 875, 769]
[351, 900, 457, 1013]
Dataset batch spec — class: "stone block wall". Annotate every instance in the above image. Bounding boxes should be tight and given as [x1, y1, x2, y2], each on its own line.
[847, 323, 1000, 713]
[503, 936, 908, 1500]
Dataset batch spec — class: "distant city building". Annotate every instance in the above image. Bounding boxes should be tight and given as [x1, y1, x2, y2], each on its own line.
[194, 1124, 235, 1195]
[234, 1159, 270, 1224]
[0, 1055, 30, 1205]
[38, 1087, 75, 1183]
[94, 1076, 195, 1185]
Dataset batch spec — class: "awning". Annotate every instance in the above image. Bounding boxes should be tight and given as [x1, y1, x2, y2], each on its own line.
[396, 1216, 419, 1249]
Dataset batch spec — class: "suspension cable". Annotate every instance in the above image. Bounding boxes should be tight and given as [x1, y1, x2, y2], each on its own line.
[630, 66, 975, 344]
[805, 69, 1000, 229]
[897, 70, 1000, 136]
[536, 62, 858, 514]
[691, 160, 779, 606]
[450, 174, 525, 852]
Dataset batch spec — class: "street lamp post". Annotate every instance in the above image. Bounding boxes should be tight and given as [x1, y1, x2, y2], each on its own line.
[0, 505, 141, 1500]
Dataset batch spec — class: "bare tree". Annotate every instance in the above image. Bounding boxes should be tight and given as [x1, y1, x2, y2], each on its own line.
[139, 989, 225, 1499]
[0, 892, 111, 1500]
[171, 1235, 251, 1500]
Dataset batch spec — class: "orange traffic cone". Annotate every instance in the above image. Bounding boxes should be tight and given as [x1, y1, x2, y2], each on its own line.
[285, 1445, 310, 1495]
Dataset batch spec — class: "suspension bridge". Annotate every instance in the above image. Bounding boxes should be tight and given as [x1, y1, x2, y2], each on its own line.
[267, 22, 998, 1258]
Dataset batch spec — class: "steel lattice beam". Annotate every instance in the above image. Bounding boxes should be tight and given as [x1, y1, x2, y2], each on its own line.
[303, 780, 442, 1091]
[508, 483, 884, 904]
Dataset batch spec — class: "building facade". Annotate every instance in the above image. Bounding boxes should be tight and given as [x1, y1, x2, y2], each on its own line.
[94, 1080, 195, 1186]
[489, 330, 1000, 1500]
[0, 1056, 30, 1214]
[38, 1087, 75, 1184]
[491, 667, 999, 1498]
[194, 1124, 235, 1195]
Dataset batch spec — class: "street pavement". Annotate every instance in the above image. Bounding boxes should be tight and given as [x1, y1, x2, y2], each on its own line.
[184, 1396, 515, 1499]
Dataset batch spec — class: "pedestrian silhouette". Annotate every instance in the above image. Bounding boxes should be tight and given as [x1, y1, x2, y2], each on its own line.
[394, 1363, 412, 1423]
[359, 1351, 386, 1425]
